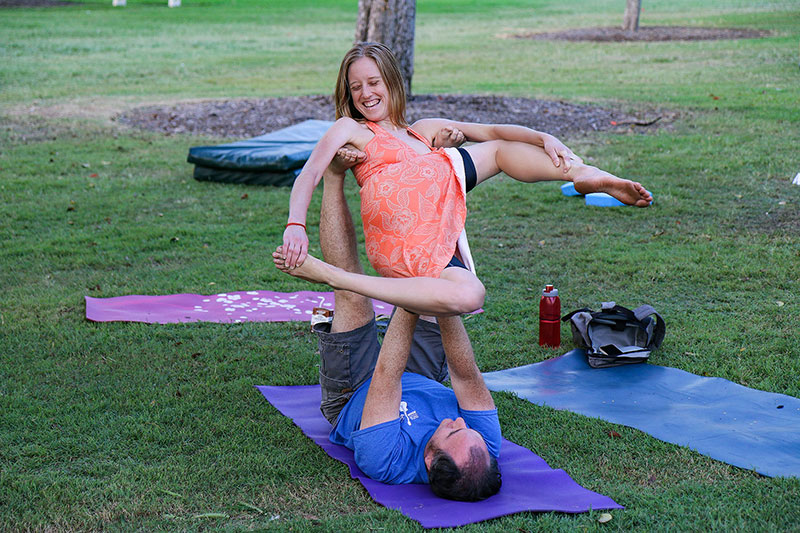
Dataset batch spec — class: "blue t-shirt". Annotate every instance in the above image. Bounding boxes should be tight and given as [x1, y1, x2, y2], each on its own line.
[329, 372, 502, 484]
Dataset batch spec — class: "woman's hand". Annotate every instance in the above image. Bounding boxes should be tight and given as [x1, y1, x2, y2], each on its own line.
[282, 224, 308, 269]
[542, 135, 582, 173]
[433, 126, 466, 149]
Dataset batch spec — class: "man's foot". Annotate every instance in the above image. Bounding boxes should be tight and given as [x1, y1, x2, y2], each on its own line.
[572, 168, 652, 207]
[273, 246, 337, 285]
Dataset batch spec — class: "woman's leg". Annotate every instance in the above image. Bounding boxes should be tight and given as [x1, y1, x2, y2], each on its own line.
[464, 140, 652, 207]
[273, 249, 485, 317]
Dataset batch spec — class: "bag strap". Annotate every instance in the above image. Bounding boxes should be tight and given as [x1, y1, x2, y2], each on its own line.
[585, 303, 639, 332]
[564, 305, 645, 331]
[561, 307, 591, 323]
[632, 304, 666, 348]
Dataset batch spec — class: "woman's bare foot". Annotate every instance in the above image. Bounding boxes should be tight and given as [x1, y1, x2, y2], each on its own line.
[572, 167, 652, 207]
[273, 246, 339, 285]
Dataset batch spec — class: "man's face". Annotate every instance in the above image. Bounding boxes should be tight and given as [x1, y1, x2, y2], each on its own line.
[424, 417, 489, 470]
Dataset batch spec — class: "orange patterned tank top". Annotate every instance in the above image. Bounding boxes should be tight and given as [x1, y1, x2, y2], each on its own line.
[352, 122, 467, 279]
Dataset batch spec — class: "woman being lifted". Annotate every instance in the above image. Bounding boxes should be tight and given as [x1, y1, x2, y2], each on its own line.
[277, 42, 651, 316]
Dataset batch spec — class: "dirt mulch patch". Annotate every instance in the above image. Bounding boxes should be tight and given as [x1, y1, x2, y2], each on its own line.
[116, 94, 673, 140]
[0, 0, 75, 6]
[513, 26, 771, 42]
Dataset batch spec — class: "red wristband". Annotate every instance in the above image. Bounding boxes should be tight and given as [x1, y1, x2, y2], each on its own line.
[285, 222, 306, 230]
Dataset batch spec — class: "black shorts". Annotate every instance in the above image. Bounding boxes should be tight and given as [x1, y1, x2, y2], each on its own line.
[445, 254, 468, 270]
[457, 147, 478, 193]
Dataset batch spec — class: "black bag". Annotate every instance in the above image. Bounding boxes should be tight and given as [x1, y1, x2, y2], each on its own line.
[562, 302, 665, 368]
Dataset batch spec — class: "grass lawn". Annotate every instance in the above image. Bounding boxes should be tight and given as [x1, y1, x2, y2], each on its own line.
[1, 0, 799, 530]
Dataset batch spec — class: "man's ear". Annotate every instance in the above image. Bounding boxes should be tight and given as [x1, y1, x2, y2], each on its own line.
[423, 445, 434, 470]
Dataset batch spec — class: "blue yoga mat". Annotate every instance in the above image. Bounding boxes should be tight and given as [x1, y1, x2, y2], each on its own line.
[483, 350, 800, 478]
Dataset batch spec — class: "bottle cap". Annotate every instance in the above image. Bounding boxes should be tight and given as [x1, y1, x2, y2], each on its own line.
[543, 285, 558, 297]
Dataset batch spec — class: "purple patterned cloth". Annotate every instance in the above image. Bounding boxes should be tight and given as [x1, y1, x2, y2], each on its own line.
[257, 384, 622, 528]
[85, 290, 394, 324]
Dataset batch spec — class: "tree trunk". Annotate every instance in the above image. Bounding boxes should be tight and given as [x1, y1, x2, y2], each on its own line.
[622, 0, 642, 32]
[355, 0, 416, 96]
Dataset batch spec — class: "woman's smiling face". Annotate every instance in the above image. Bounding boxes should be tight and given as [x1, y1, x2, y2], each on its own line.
[347, 56, 390, 123]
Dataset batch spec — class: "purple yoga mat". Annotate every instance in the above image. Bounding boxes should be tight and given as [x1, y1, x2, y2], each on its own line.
[85, 290, 394, 324]
[256, 384, 622, 528]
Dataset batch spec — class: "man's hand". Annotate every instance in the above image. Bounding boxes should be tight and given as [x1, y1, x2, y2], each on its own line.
[433, 126, 466, 149]
[330, 144, 366, 175]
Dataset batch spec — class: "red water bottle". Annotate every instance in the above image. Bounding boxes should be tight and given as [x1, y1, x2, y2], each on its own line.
[539, 284, 561, 347]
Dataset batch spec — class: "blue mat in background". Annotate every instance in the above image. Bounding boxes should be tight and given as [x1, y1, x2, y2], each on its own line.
[483, 350, 800, 478]
[187, 119, 333, 186]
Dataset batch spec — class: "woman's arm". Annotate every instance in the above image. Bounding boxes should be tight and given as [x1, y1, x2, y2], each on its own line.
[412, 118, 580, 171]
[283, 117, 365, 269]
[413, 118, 549, 144]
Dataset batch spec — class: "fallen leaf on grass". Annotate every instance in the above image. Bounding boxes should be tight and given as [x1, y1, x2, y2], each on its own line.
[241, 193, 249, 200]
[238, 501, 265, 514]
[193, 513, 229, 519]
[598, 512, 613, 523]
[158, 489, 185, 498]
[607, 430, 621, 438]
